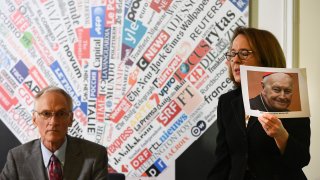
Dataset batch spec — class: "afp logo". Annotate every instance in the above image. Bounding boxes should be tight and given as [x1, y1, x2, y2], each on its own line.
[90, 6, 106, 38]
[191, 120, 206, 137]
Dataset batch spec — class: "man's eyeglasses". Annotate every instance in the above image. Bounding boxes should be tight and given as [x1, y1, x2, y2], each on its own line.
[225, 49, 253, 61]
[34, 110, 72, 121]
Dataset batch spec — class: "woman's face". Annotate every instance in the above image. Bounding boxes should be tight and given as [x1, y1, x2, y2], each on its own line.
[230, 34, 261, 83]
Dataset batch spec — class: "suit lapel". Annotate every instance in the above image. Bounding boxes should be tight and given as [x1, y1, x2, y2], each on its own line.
[231, 94, 246, 136]
[28, 140, 48, 180]
[63, 136, 83, 179]
[247, 115, 258, 131]
[231, 89, 259, 133]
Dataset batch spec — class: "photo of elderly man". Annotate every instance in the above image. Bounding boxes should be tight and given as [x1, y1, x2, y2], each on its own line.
[250, 72, 299, 112]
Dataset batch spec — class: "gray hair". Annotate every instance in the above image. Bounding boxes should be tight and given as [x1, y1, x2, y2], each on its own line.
[34, 86, 73, 110]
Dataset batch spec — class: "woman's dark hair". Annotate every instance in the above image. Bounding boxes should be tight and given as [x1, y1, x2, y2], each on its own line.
[228, 26, 286, 86]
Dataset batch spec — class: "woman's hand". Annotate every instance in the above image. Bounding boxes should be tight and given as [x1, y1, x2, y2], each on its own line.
[258, 113, 289, 154]
[258, 113, 286, 137]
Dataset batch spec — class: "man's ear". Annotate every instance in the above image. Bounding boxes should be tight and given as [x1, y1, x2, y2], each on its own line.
[261, 81, 265, 89]
[68, 113, 73, 127]
[32, 112, 38, 127]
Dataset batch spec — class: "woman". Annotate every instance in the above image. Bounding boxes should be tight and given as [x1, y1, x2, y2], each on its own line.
[207, 27, 310, 180]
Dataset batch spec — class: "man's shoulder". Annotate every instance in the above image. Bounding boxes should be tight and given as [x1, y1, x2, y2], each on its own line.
[9, 139, 40, 156]
[249, 94, 261, 103]
[67, 136, 105, 150]
[249, 94, 266, 111]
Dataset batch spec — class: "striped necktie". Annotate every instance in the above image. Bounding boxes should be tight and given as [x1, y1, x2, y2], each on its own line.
[49, 154, 63, 180]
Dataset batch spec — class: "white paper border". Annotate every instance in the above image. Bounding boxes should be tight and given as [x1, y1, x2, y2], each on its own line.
[240, 65, 310, 118]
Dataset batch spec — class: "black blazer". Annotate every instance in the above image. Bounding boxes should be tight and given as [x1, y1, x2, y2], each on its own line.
[207, 88, 310, 180]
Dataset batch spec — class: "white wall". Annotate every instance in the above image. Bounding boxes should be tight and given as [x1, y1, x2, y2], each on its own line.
[257, 0, 285, 53]
[256, 0, 294, 67]
[300, 0, 320, 179]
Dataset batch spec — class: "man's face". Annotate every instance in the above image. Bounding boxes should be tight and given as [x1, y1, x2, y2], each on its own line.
[261, 73, 293, 111]
[32, 91, 73, 147]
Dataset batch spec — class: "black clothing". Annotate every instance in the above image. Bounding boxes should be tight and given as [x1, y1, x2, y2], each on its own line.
[207, 88, 310, 180]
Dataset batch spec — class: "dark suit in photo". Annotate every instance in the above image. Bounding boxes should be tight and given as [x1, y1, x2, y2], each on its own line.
[250, 94, 289, 112]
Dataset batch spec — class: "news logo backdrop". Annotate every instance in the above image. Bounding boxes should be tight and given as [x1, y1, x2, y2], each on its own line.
[0, 0, 249, 177]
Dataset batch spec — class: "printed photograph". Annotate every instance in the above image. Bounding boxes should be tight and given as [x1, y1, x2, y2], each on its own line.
[240, 66, 310, 118]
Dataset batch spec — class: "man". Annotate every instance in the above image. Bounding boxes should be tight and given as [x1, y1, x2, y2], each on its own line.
[250, 72, 294, 112]
[1, 86, 108, 180]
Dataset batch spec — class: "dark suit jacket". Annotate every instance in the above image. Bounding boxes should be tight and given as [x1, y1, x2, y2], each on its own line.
[250, 94, 289, 112]
[1, 135, 108, 180]
[207, 88, 310, 180]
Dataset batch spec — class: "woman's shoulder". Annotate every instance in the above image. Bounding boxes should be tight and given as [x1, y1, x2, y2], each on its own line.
[219, 87, 241, 100]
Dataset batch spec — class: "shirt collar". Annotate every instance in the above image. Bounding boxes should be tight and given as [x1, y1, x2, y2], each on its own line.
[41, 137, 68, 168]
